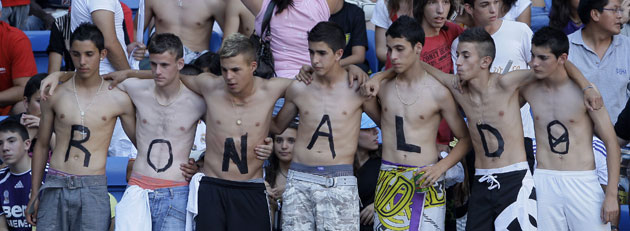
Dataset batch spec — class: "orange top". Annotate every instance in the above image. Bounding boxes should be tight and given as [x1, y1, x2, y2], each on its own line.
[128, 173, 188, 190]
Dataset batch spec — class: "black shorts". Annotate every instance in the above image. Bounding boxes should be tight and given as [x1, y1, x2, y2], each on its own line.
[466, 164, 537, 231]
[196, 177, 271, 231]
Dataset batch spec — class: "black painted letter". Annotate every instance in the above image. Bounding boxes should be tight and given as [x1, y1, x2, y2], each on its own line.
[476, 124, 504, 157]
[307, 114, 337, 159]
[222, 133, 248, 174]
[395, 116, 421, 153]
[65, 125, 91, 167]
[147, 139, 174, 172]
[547, 120, 569, 154]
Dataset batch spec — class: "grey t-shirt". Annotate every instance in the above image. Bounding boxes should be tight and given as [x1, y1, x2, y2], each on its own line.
[568, 29, 630, 123]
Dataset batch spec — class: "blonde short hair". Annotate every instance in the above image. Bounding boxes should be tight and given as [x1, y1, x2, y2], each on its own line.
[219, 33, 256, 63]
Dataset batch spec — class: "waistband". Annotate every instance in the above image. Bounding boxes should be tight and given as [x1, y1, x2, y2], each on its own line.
[42, 174, 107, 189]
[287, 169, 357, 187]
[200, 176, 265, 190]
[48, 167, 79, 177]
[475, 161, 529, 176]
[534, 169, 597, 177]
[289, 162, 353, 177]
[129, 172, 189, 190]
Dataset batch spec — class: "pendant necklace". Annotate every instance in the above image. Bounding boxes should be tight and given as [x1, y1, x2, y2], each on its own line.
[153, 81, 183, 107]
[230, 97, 244, 126]
[72, 74, 104, 139]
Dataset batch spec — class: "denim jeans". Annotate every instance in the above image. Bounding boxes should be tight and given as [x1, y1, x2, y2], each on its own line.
[148, 186, 189, 231]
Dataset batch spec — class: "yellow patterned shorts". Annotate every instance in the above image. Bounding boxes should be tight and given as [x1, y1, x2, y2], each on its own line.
[374, 160, 446, 231]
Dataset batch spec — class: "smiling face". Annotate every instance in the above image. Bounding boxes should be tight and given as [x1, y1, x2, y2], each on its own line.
[0, 131, 29, 166]
[274, 128, 296, 163]
[220, 54, 257, 94]
[70, 40, 106, 79]
[386, 36, 422, 74]
[150, 51, 184, 87]
[358, 127, 379, 151]
[422, 0, 452, 29]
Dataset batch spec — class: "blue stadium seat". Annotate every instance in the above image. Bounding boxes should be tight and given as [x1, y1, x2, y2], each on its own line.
[106, 156, 129, 201]
[621, 205, 630, 230]
[120, 0, 139, 11]
[210, 31, 223, 53]
[25, 30, 51, 73]
[366, 29, 379, 74]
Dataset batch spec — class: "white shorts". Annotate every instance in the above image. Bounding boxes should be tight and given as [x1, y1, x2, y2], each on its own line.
[533, 169, 610, 231]
[592, 136, 608, 185]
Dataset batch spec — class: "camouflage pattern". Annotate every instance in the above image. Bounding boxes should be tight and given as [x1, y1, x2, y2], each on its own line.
[281, 173, 360, 231]
[374, 162, 446, 231]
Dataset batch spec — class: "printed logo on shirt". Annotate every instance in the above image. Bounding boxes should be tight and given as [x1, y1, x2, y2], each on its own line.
[14, 181, 23, 189]
[2, 191, 7, 204]
[616, 68, 628, 75]
[2, 205, 27, 218]
[0, 67, 6, 75]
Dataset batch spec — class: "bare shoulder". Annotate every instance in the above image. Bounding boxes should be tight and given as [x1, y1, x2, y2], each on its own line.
[425, 74, 454, 101]
[120, 78, 152, 91]
[205, 0, 227, 12]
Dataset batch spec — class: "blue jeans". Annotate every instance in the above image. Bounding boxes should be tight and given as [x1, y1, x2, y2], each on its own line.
[148, 186, 188, 231]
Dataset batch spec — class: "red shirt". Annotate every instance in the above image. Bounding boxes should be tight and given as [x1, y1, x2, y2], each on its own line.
[0, 22, 37, 115]
[1, 0, 30, 7]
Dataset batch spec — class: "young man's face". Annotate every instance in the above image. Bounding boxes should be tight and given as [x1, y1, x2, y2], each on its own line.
[0, 131, 29, 165]
[308, 41, 343, 77]
[423, 0, 451, 29]
[150, 51, 184, 87]
[466, 0, 500, 26]
[24, 91, 41, 117]
[220, 54, 256, 94]
[530, 45, 566, 79]
[386, 36, 422, 74]
[594, 0, 623, 35]
[70, 40, 106, 79]
[456, 42, 487, 81]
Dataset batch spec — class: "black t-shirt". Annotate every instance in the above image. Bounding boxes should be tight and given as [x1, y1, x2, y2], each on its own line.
[357, 157, 381, 207]
[329, 2, 370, 73]
[615, 98, 630, 140]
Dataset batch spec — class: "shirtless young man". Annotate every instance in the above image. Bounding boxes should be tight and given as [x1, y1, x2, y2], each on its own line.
[271, 21, 379, 231]
[367, 16, 472, 231]
[107, 32, 294, 230]
[25, 23, 136, 231]
[366, 27, 600, 231]
[522, 27, 619, 230]
[41, 33, 275, 230]
[130, 0, 253, 63]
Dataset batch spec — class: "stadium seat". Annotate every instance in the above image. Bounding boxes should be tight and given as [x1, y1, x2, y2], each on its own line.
[25, 30, 51, 73]
[366, 29, 379, 74]
[210, 31, 223, 53]
[119, 0, 139, 11]
[106, 156, 129, 201]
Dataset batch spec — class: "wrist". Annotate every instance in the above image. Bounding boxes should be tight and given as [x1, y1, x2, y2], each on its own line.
[582, 85, 594, 92]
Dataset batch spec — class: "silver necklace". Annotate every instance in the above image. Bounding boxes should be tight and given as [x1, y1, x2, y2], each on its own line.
[72, 74, 104, 139]
[394, 75, 422, 106]
[153, 81, 183, 107]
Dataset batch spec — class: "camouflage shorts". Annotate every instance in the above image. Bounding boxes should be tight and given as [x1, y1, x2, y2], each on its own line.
[281, 171, 360, 231]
